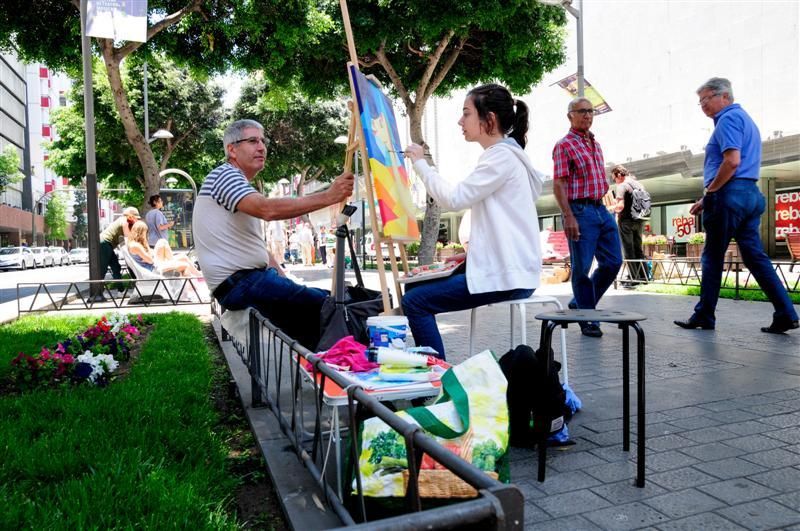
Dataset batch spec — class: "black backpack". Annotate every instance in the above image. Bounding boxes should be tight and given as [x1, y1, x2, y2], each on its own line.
[499, 345, 570, 447]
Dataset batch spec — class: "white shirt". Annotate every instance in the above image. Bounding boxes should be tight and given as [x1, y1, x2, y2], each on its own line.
[412, 139, 544, 293]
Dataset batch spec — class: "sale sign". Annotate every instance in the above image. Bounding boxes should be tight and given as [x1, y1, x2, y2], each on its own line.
[775, 188, 800, 241]
[666, 203, 697, 242]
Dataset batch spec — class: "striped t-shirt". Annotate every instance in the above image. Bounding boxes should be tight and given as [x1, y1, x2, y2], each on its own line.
[192, 162, 268, 292]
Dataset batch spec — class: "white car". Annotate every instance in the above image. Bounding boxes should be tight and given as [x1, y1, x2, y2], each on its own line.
[48, 246, 71, 266]
[31, 246, 54, 267]
[0, 247, 36, 270]
[68, 248, 90, 264]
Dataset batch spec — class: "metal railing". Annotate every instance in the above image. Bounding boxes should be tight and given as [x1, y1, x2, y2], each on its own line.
[213, 302, 523, 529]
[17, 277, 210, 315]
[617, 258, 799, 297]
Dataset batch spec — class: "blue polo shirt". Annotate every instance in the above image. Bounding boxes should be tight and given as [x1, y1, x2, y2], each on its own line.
[703, 103, 761, 187]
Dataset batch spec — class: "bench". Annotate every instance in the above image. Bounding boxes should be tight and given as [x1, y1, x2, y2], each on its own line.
[787, 232, 800, 272]
[120, 246, 190, 303]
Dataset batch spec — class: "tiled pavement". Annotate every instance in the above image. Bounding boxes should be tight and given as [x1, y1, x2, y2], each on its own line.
[287, 265, 800, 529]
[284, 265, 800, 529]
[435, 282, 800, 530]
[223, 268, 800, 531]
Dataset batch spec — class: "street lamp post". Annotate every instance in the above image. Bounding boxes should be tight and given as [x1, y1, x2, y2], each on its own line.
[538, 0, 584, 97]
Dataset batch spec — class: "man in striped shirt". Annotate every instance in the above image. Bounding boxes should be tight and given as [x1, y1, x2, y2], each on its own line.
[552, 97, 623, 338]
[193, 119, 354, 348]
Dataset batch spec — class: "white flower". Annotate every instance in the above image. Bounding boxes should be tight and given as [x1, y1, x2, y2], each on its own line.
[76, 351, 118, 384]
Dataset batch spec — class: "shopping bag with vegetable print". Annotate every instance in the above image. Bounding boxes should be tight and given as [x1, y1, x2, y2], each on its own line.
[354, 349, 509, 498]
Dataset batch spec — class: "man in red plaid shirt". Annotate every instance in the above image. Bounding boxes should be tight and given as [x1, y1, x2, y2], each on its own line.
[552, 97, 623, 337]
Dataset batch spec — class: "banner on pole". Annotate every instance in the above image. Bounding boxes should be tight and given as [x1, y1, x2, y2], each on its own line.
[553, 74, 612, 115]
[86, 0, 148, 43]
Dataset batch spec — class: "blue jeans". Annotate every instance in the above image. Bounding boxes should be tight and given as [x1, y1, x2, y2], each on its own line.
[217, 267, 329, 349]
[694, 179, 798, 326]
[401, 271, 533, 360]
[566, 203, 623, 311]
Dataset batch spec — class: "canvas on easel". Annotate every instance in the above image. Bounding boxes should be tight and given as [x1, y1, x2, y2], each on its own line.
[349, 66, 420, 242]
[335, 0, 419, 313]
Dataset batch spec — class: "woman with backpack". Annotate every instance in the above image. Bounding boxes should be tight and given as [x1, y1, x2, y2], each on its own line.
[402, 83, 545, 360]
[612, 164, 650, 287]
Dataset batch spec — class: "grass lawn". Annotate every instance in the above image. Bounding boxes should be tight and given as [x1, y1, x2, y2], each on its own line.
[637, 282, 800, 304]
[0, 312, 285, 529]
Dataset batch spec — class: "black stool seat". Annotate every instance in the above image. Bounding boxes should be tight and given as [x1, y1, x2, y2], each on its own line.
[536, 309, 646, 323]
[534, 309, 647, 488]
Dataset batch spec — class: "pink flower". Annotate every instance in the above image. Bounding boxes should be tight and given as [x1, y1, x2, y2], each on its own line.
[40, 348, 51, 360]
[62, 354, 75, 364]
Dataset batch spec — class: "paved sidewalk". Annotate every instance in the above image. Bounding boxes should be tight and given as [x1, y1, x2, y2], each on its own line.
[278, 265, 800, 529]
[441, 284, 800, 530]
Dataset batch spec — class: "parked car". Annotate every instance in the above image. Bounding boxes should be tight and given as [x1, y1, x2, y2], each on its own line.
[48, 246, 71, 266]
[0, 246, 36, 270]
[68, 247, 89, 264]
[31, 246, 54, 267]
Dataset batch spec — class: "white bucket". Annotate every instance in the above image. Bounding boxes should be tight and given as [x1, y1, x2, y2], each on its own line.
[367, 315, 409, 349]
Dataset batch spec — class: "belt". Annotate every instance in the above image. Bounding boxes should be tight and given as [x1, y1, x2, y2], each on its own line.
[570, 198, 604, 206]
[213, 267, 266, 301]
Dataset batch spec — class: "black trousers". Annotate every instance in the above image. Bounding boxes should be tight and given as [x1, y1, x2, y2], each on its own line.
[99, 241, 122, 280]
[618, 218, 648, 281]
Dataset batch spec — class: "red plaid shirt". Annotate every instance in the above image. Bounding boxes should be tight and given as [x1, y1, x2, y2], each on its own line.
[552, 128, 608, 201]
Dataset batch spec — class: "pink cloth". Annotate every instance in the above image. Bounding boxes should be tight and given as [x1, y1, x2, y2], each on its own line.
[303, 336, 380, 372]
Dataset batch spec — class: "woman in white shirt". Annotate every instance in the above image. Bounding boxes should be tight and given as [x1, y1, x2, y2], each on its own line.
[403, 83, 544, 360]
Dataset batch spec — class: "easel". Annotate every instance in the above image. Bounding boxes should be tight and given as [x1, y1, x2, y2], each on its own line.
[335, 0, 414, 314]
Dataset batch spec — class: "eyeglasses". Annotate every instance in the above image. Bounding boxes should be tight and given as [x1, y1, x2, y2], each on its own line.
[232, 136, 270, 146]
[698, 93, 719, 106]
[569, 108, 595, 116]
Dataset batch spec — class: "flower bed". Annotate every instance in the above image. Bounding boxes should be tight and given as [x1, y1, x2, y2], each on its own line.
[8, 313, 146, 391]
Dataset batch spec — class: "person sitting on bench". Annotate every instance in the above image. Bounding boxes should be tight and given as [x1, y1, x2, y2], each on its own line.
[127, 221, 201, 278]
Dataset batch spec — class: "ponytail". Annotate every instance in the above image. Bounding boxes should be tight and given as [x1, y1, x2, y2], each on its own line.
[510, 99, 529, 149]
[468, 84, 529, 148]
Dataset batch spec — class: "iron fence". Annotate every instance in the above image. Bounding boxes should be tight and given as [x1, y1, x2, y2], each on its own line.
[213, 302, 523, 529]
[16, 277, 210, 316]
[617, 258, 799, 297]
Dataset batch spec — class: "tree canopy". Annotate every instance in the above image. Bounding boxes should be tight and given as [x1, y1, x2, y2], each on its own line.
[72, 189, 88, 246]
[46, 55, 226, 208]
[0, 145, 23, 193]
[0, 0, 330, 204]
[284, 0, 568, 262]
[233, 76, 348, 193]
[44, 192, 68, 242]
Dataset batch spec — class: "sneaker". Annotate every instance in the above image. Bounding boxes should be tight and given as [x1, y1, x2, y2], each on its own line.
[760, 318, 799, 334]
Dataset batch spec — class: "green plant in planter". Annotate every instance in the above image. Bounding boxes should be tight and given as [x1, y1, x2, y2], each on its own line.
[643, 234, 667, 246]
[405, 241, 420, 256]
[687, 232, 706, 244]
[444, 242, 465, 252]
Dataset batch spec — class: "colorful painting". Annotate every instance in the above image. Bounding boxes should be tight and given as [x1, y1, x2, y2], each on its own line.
[350, 66, 420, 241]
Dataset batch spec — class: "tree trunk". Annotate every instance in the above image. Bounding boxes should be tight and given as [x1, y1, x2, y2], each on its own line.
[407, 106, 440, 265]
[100, 41, 160, 210]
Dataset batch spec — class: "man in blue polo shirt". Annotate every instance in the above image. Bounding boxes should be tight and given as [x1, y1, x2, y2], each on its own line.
[675, 78, 798, 334]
